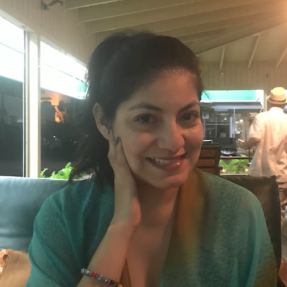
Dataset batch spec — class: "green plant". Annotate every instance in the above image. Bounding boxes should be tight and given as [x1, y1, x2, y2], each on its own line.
[40, 168, 48, 178]
[219, 159, 228, 170]
[220, 155, 249, 174]
[40, 162, 86, 179]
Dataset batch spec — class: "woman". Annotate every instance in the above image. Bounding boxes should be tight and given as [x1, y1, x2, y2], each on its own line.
[26, 32, 277, 287]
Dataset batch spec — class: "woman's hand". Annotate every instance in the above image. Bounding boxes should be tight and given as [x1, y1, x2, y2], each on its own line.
[108, 128, 141, 231]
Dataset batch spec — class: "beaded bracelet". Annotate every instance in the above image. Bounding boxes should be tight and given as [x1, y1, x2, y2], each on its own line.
[81, 268, 123, 287]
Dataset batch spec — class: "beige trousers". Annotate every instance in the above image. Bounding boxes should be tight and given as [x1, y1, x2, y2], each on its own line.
[278, 181, 287, 228]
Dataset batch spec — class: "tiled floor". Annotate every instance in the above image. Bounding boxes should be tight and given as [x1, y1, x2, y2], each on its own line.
[282, 212, 287, 261]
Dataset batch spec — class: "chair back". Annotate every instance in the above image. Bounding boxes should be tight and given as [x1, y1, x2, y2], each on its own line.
[196, 144, 221, 175]
[0, 176, 67, 252]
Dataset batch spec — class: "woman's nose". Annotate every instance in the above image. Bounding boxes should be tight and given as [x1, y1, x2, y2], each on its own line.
[157, 124, 185, 153]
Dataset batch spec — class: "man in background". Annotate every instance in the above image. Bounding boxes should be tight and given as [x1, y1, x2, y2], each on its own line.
[240, 87, 287, 228]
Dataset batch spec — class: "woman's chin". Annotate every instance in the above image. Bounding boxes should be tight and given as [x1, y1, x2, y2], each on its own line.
[138, 172, 190, 190]
[155, 178, 186, 189]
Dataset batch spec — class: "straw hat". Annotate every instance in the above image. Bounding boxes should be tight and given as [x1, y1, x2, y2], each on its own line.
[267, 87, 287, 104]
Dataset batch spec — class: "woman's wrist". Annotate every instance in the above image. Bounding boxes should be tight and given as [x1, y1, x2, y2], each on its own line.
[108, 220, 136, 239]
[78, 222, 133, 287]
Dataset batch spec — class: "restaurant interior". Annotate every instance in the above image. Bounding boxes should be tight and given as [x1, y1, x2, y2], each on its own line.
[0, 0, 287, 285]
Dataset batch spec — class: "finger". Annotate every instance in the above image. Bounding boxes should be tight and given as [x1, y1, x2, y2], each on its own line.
[115, 137, 129, 166]
[108, 127, 117, 161]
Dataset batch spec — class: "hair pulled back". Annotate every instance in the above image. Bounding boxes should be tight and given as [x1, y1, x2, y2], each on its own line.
[69, 32, 203, 186]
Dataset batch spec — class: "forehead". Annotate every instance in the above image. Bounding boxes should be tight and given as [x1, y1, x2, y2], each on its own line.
[122, 71, 199, 110]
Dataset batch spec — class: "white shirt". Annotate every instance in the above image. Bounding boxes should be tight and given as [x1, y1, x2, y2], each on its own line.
[248, 107, 287, 182]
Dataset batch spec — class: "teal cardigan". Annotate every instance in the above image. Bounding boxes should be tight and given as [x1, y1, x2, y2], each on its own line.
[26, 171, 277, 287]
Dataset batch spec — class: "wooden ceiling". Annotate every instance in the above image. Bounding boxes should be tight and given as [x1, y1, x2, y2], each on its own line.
[65, 0, 287, 68]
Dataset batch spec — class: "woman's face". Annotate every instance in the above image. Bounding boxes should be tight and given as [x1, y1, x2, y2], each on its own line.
[112, 71, 203, 189]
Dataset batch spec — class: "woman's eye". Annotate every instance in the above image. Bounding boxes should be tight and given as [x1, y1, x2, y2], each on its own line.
[181, 112, 198, 122]
[135, 114, 156, 124]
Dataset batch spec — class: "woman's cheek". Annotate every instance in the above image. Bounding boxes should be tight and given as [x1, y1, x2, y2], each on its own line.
[186, 126, 203, 146]
[122, 132, 154, 159]
[193, 124, 204, 145]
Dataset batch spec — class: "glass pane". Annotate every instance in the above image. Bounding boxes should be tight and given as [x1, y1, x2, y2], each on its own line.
[40, 42, 87, 178]
[201, 91, 263, 175]
[41, 90, 85, 177]
[0, 17, 24, 53]
[41, 42, 86, 81]
[0, 17, 24, 176]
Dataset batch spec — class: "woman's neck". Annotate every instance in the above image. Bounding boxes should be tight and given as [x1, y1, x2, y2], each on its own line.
[136, 183, 179, 228]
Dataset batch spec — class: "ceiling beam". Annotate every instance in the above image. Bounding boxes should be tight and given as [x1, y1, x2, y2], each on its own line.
[276, 43, 287, 68]
[65, 0, 121, 10]
[219, 47, 226, 70]
[93, 14, 257, 44]
[79, 0, 264, 22]
[163, 11, 277, 38]
[94, 10, 278, 45]
[190, 12, 287, 55]
[88, 0, 283, 33]
[178, 30, 227, 43]
[248, 34, 261, 69]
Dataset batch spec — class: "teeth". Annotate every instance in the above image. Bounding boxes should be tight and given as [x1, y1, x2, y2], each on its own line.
[150, 157, 181, 166]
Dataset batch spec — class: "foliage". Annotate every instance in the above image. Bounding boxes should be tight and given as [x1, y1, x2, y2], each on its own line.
[40, 162, 86, 179]
[40, 168, 48, 178]
[220, 155, 249, 174]
[219, 159, 228, 170]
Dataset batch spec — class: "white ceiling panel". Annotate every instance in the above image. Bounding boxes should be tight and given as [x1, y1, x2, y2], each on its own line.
[198, 48, 222, 63]
[224, 37, 255, 62]
[64, 0, 287, 64]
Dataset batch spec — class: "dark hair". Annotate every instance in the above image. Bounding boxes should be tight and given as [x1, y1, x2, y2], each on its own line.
[69, 31, 203, 186]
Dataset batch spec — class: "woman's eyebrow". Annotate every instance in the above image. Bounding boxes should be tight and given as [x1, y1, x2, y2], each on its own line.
[129, 102, 162, 112]
[179, 102, 199, 113]
[129, 101, 199, 112]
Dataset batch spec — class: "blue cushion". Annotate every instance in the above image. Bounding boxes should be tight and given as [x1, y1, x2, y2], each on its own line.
[0, 176, 67, 252]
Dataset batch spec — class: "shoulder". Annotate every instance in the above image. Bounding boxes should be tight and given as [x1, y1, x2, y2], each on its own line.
[200, 173, 267, 249]
[254, 112, 267, 121]
[195, 173, 277, 285]
[204, 173, 262, 216]
[27, 180, 114, 287]
[36, 179, 114, 227]
[205, 173, 253, 196]
[48, 179, 96, 203]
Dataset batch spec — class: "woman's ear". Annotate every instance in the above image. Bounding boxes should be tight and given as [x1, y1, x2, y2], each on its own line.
[93, 103, 109, 140]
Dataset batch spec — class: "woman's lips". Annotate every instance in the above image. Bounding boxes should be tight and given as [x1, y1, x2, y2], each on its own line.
[147, 154, 187, 171]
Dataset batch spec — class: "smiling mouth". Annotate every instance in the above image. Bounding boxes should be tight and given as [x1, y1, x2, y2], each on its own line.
[147, 154, 186, 166]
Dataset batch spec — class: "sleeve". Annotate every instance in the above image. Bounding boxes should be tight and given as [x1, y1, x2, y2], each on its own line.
[25, 190, 85, 287]
[248, 115, 264, 140]
[237, 196, 277, 287]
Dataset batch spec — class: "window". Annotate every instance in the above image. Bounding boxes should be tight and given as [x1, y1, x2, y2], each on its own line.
[201, 90, 264, 175]
[201, 90, 263, 142]
[40, 43, 87, 177]
[0, 16, 24, 176]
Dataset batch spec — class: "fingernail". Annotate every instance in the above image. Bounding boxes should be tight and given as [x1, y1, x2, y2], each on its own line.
[108, 127, 111, 135]
[116, 137, 120, 145]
